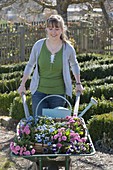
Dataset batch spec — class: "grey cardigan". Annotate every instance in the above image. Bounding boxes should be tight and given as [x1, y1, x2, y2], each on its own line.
[24, 38, 80, 97]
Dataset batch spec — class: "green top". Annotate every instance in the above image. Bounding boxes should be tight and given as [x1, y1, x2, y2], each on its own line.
[37, 40, 65, 94]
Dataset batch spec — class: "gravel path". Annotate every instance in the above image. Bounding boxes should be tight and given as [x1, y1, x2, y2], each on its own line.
[0, 118, 113, 170]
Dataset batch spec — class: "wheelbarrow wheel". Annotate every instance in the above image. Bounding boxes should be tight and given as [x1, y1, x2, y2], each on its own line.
[48, 163, 59, 170]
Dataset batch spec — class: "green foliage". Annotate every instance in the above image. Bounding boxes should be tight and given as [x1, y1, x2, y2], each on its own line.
[77, 53, 112, 63]
[88, 113, 113, 143]
[0, 78, 30, 93]
[0, 71, 23, 80]
[72, 85, 113, 104]
[83, 76, 113, 87]
[0, 78, 21, 93]
[0, 91, 19, 116]
[81, 64, 113, 81]
[77, 53, 99, 62]
[10, 94, 32, 120]
[79, 97, 113, 121]
[0, 62, 26, 74]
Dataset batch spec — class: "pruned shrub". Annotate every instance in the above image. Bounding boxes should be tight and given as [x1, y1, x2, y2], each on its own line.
[79, 97, 113, 121]
[10, 95, 32, 120]
[88, 113, 113, 143]
[0, 91, 19, 116]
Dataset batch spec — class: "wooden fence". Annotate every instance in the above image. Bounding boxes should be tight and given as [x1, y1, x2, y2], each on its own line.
[0, 22, 113, 64]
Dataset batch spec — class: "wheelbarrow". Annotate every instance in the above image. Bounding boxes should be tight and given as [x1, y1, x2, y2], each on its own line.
[11, 92, 97, 170]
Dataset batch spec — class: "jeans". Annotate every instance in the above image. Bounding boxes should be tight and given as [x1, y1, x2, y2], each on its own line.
[32, 91, 65, 117]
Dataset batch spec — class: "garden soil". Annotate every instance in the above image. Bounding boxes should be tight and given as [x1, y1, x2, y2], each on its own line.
[0, 116, 113, 170]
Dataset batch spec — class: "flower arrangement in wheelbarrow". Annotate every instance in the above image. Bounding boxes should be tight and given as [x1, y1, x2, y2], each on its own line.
[10, 115, 93, 156]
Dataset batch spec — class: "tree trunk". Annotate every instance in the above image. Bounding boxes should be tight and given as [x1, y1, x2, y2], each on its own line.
[56, 0, 69, 23]
[99, 1, 111, 26]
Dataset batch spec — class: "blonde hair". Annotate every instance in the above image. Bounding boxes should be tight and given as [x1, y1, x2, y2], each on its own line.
[46, 14, 68, 43]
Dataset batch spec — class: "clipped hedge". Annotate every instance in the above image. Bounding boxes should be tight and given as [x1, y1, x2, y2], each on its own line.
[10, 95, 32, 120]
[77, 53, 100, 62]
[88, 113, 113, 143]
[0, 91, 19, 116]
[72, 84, 113, 104]
[0, 71, 23, 80]
[0, 78, 30, 93]
[81, 64, 113, 81]
[0, 62, 26, 74]
[79, 55, 113, 68]
[83, 76, 113, 87]
[0, 78, 21, 93]
[78, 97, 113, 121]
[77, 53, 111, 63]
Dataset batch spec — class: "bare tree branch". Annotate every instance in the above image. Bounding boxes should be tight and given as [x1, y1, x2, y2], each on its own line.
[32, 0, 56, 9]
[0, 0, 17, 10]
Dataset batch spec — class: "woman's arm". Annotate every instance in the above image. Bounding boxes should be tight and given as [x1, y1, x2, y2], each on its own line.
[18, 74, 29, 95]
[69, 45, 84, 93]
[74, 73, 84, 93]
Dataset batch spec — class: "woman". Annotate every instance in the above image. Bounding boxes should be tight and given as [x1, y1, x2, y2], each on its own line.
[18, 14, 84, 117]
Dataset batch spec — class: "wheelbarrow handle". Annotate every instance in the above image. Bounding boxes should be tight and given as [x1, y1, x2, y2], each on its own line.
[73, 91, 81, 116]
[21, 92, 30, 119]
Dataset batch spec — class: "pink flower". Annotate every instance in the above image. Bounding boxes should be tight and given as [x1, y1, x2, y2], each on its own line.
[20, 147, 24, 152]
[62, 136, 67, 141]
[25, 151, 31, 155]
[57, 143, 62, 148]
[15, 145, 21, 151]
[81, 137, 87, 142]
[23, 147, 27, 151]
[24, 125, 30, 135]
[73, 114, 77, 117]
[58, 137, 62, 142]
[10, 142, 14, 148]
[65, 116, 71, 120]
[10, 142, 14, 150]
[58, 132, 62, 137]
[77, 138, 83, 142]
[54, 134, 58, 140]
[25, 129, 30, 135]
[17, 129, 21, 135]
[19, 147, 24, 155]
[12, 149, 19, 155]
[31, 148, 36, 155]
[60, 127, 65, 131]
[19, 150, 23, 156]
[69, 119, 75, 123]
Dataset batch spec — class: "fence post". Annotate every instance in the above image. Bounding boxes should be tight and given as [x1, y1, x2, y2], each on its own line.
[19, 25, 25, 61]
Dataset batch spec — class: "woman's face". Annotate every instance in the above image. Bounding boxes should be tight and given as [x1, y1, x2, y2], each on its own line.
[46, 24, 62, 41]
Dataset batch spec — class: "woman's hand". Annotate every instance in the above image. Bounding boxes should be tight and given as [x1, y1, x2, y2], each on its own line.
[18, 84, 26, 95]
[76, 83, 84, 94]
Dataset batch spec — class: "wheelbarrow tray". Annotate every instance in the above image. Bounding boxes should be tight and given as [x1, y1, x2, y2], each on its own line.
[11, 93, 97, 170]
[11, 130, 95, 170]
